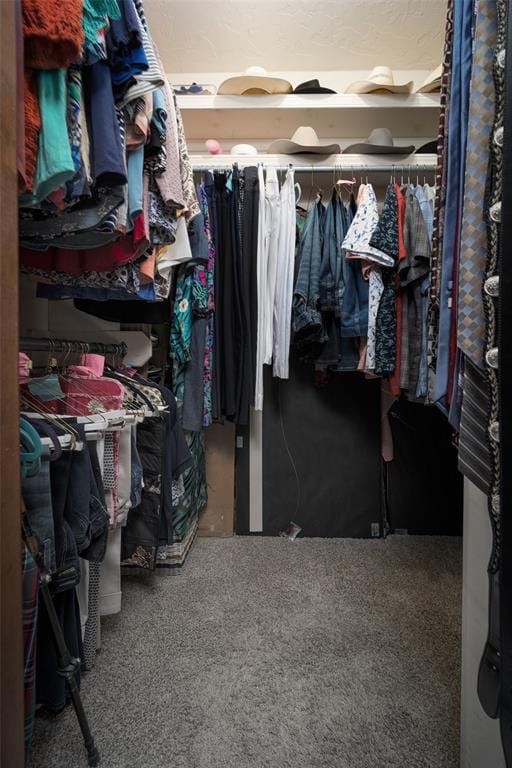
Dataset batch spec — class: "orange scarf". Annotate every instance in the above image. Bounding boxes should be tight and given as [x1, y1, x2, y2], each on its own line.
[22, 69, 40, 192]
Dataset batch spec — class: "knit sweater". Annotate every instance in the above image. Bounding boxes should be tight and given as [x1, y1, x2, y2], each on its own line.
[22, 0, 84, 69]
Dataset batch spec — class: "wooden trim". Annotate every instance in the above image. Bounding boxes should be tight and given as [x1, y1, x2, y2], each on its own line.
[0, 1, 24, 765]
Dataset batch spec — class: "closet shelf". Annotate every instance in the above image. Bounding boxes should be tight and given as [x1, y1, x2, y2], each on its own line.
[177, 93, 440, 142]
[175, 93, 440, 111]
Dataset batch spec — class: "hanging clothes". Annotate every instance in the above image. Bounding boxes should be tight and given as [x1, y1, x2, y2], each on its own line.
[273, 166, 296, 379]
[19, 0, 195, 316]
[399, 188, 431, 399]
[432, 0, 474, 408]
[292, 196, 325, 357]
[288, 178, 436, 396]
[371, 183, 399, 377]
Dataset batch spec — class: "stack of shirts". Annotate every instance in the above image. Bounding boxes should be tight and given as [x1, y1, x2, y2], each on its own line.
[18, 0, 199, 309]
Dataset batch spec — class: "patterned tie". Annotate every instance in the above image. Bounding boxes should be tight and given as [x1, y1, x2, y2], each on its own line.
[427, 0, 453, 400]
[457, 0, 497, 367]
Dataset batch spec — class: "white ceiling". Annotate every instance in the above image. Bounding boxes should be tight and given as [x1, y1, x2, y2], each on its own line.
[144, 0, 446, 74]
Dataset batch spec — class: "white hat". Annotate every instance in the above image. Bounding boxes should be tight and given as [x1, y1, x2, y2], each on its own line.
[343, 128, 415, 155]
[230, 144, 258, 155]
[267, 126, 340, 155]
[416, 64, 442, 93]
[345, 66, 413, 95]
[218, 66, 292, 95]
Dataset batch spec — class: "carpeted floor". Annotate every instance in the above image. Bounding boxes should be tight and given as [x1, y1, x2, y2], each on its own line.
[28, 536, 462, 768]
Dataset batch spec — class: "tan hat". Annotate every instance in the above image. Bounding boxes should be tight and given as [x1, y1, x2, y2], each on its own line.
[267, 126, 340, 155]
[218, 66, 292, 95]
[343, 128, 415, 155]
[416, 64, 442, 93]
[345, 66, 413, 94]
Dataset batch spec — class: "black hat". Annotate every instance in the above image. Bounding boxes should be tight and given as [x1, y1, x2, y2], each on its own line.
[293, 79, 336, 94]
[415, 140, 437, 154]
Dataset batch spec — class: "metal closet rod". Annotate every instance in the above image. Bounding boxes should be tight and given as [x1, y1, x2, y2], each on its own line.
[192, 163, 436, 173]
[19, 337, 128, 356]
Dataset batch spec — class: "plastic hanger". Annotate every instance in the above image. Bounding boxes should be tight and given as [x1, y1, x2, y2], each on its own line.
[336, 177, 357, 199]
[19, 417, 43, 478]
[104, 367, 158, 417]
[333, 161, 357, 195]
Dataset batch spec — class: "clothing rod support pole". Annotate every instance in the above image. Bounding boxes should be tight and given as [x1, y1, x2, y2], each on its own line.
[191, 163, 436, 173]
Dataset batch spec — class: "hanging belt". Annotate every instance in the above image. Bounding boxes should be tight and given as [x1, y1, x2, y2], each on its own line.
[477, 0, 506, 726]
[499, 2, 512, 762]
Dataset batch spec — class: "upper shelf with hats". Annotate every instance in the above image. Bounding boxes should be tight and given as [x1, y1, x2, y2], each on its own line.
[172, 66, 441, 142]
[175, 92, 439, 109]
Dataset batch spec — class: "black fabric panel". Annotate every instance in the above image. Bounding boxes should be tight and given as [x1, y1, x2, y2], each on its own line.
[261, 358, 382, 538]
[386, 399, 463, 535]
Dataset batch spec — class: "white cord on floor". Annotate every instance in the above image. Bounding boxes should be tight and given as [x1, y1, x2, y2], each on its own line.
[277, 379, 302, 520]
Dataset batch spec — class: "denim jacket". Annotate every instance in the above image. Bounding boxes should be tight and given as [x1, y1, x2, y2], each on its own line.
[292, 198, 325, 342]
[319, 196, 347, 312]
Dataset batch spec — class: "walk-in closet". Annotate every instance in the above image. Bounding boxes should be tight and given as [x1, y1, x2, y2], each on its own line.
[1, 1, 511, 766]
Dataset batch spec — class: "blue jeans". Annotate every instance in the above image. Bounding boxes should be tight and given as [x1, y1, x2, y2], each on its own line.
[341, 259, 369, 338]
[80, 441, 110, 562]
[130, 428, 143, 508]
[50, 449, 81, 592]
[320, 198, 346, 311]
[22, 449, 56, 575]
[55, 437, 109, 563]
[293, 200, 324, 341]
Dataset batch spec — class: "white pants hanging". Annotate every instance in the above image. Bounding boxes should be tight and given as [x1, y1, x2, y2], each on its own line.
[263, 167, 281, 367]
[255, 165, 281, 408]
[273, 167, 296, 379]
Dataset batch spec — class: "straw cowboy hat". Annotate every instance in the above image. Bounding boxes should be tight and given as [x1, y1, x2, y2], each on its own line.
[267, 126, 341, 155]
[218, 66, 292, 95]
[343, 128, 415, 155]
[345, 66, 413, 94]
[416, 64, 442, 93]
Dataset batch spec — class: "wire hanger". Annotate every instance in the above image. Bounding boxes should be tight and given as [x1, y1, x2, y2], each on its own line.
[104, 366, 155, 416]
[20, 390, 81, 450]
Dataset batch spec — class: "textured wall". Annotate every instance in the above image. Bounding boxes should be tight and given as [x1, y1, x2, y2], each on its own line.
[144, 0, 446, 73]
